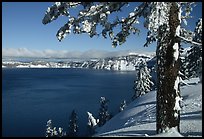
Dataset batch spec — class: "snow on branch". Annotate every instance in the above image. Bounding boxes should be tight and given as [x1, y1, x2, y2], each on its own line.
[143, 2, 170, 47]
[42, 2, 81, 25]
[177, 35, 202, 47]
[43, 2, 201, 49]
[179, 18, 202, 47]
[193, 18, 202, 43]
[43, 2, 151, 47]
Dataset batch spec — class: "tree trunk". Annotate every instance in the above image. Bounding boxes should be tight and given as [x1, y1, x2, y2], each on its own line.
[156, 2, 181, 133]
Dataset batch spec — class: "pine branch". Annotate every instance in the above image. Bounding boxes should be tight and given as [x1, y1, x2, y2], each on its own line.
[179, 77, 190, 86]
[177, 35, 202, 47]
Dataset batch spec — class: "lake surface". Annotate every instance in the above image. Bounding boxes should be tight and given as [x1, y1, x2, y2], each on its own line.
[2, 68, 136, 137]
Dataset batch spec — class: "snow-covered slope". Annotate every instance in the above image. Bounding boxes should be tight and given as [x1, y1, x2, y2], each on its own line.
[94, 78, 202, 137]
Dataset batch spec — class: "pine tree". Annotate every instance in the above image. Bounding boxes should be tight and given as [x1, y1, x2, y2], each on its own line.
[45, 119, 53, 137]
[119, 100, 127, 112]
[98, 97, 110, 127]
[87, 111, 98, 136]
[68, 110, 78, 137]
[42, 2, 202, 134]
[180, 18, 202, 82]
[45, 119, 65, 137]
[58, 127, 66, 137]
[132, 60, 154, 100]
[183, 46, 202, 78]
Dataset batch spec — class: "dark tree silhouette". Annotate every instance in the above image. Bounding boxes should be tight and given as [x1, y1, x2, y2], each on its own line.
[68, 110, 78, 137]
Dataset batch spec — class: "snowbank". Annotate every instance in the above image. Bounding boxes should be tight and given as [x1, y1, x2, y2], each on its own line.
[151, 127, 183, 137]
[94, 78, 202, 137]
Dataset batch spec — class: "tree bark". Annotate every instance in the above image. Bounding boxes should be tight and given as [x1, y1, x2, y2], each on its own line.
[156, 2, 181, 133]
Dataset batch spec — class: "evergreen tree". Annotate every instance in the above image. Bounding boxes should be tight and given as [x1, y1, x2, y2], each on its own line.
[180, 19, 202, 82]
[119, 100, 127, 112]
[45, 119, 65, 137]
[87, 111, 98, 136]
[98, 97, 110, 127]
[45, 119, 54, 137]
[132, 60, 154, 100]
[68, 110, 78, 137]
[42, 2, 202, 134]
[183, 46, 202, 78]
[58, 127, 66, 137]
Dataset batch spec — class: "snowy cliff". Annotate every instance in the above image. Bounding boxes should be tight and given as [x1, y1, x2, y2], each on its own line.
[2, 54, 155, 71]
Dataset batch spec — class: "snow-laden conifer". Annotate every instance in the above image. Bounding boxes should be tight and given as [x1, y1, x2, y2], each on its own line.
[43, 2, 202, 134]
[68, 110, 78, 137]
[133, 60, 154, 100]
[87, 111, 98, 135]
[45, 119, 66, 137]
[98, 97, 111, 127]
[119, 100, 127, 112]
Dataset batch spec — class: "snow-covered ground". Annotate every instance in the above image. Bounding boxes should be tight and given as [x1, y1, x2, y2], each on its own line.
[94, 77, 202, 137]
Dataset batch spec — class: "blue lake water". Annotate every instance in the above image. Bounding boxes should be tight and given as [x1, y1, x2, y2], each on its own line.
[2, 68, 136, 137]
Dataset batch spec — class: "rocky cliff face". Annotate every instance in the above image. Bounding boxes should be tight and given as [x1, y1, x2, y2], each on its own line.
[2, 54, 155, 71]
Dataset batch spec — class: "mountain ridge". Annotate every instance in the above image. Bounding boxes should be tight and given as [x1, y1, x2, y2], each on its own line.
[2, 53, 156, 71]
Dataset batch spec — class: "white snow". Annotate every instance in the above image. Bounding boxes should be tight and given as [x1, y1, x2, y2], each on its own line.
[175, 4, 181, 37]
[29, 64, 48, 68]
[174, 96, 182, 111]
[129, 12, 135, 18]
[94, 77, 202, 137]
[2, 53, 152, 70]
[151, 127, 183, 137]
[173, 43, 179, 61]
[174, 76, 179, 93]
[100, 13, 106, 20]
[82, 20, 92, 33]
[119, 60, 135, 71]
[87, 112, 98, 127]
[16, 65, 30, 68]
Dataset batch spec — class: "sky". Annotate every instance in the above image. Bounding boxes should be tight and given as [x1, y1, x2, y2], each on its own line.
[2, 2, 202, 58]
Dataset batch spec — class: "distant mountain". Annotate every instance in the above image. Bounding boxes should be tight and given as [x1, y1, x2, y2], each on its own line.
[2, 53, 156, 71]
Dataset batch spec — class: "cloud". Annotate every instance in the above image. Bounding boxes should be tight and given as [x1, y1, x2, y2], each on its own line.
[2, 48, 155, 59]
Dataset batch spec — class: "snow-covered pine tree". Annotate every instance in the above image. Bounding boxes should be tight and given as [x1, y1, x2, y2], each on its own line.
[179, 18, 202, 82]
[45, 119, 65, 137]
[42, 2, 202, 134]
[45, 119, 53, 137]
[119, 100, 127, 112]
[87, 111, 98, 136]
[58, 127, 66, 137]
[98, 96, 110, 127]
[183, 46, 202, 78]
[68, 110, 78, 137]
[195, 16, 202, 82]
[132, 59, 154, 100]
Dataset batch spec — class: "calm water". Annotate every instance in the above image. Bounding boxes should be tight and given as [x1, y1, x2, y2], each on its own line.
[2, 68, 136, 137]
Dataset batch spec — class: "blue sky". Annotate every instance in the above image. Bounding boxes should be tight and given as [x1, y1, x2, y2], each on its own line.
[2, 2, 202, 58]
